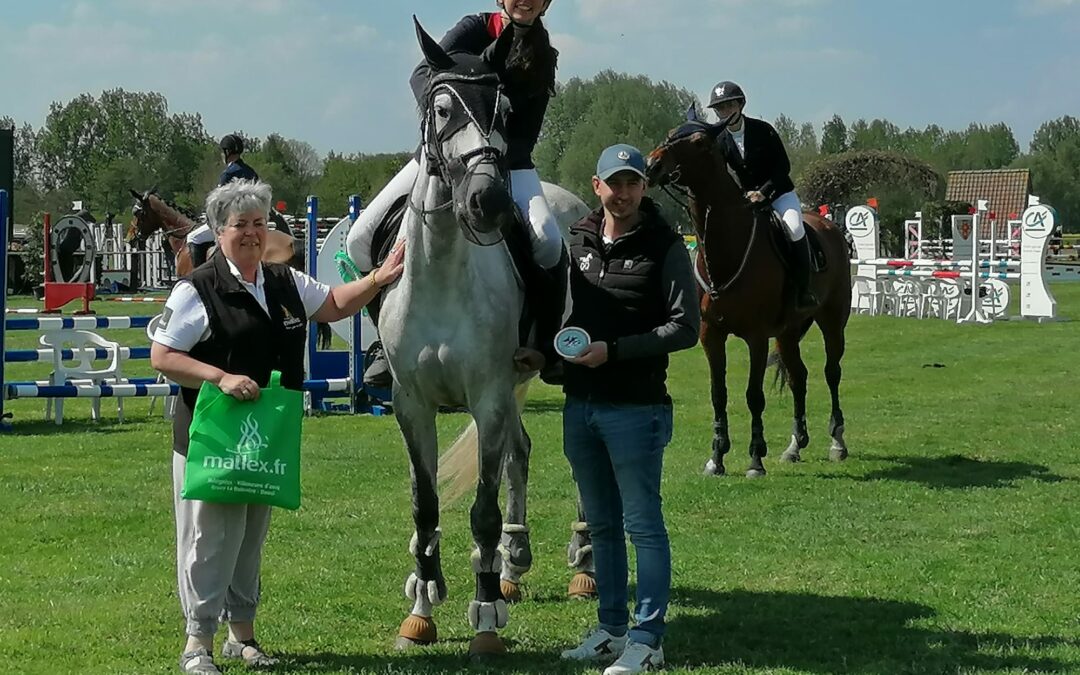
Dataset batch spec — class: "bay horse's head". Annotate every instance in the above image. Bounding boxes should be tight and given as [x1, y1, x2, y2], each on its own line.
[645, 105, 735, 194]
[414, 16, 517, 244]
[127, 186, 163, 246]
[127, 187, 197, 247]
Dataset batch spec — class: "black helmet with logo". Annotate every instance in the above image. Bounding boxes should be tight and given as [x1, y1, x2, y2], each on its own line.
[707, 81, 746, 108]
[219, 134, 244, 156]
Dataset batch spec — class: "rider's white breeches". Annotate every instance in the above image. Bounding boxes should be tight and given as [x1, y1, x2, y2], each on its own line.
[773, 190, 805, 241]
[186, 223, 215, 246]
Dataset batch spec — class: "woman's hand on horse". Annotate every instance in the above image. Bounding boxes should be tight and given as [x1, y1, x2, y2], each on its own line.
[746, 190, 766, 203]
[219, 373, 261, 401]
[568, 342, 609, 368]
[373, 241, 406, 288]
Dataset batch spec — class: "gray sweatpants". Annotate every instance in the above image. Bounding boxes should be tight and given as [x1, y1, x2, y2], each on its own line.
[172, 451, 273, 637]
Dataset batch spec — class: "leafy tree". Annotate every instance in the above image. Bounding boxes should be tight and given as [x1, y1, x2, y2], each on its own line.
[821, 115, 848, 155]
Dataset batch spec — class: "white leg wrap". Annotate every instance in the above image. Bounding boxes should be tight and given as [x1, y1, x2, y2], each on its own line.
[568, 544, 593, 569]
[408, 528, 442, 557]
[502, 524, 529, 534]
[571, 521, 589, 532]
[471, 547, 503, 575]
[467, 600, 509, 632]
[404, 572, 444, 614]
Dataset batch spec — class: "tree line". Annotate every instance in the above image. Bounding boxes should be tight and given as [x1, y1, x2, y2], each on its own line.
[3, 77, 1078, 238]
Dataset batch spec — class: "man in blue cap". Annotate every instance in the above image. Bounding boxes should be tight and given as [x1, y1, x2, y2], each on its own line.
[558, 144, 699, 674]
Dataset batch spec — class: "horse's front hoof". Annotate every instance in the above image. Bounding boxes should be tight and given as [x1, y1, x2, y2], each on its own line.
[780, 449, 801, 463]
[568, 572, 597, 600]
[396, 614, 437, 649]
[500, 579, 523, 604]
[746, 467, 767, 478]
[704, 458, 726, 476]
[829, 446, 849, 462]
[469, 631, 507, 659]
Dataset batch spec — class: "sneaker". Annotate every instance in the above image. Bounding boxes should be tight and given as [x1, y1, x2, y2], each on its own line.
[220, 639, 279, 669]
[178, 647, 221, 674]
[560, 627, 628, 663]
[603, 641, 664, 674]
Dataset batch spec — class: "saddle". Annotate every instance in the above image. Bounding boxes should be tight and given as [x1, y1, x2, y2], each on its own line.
[366, 195, 545, 347]
[762, 209, 828, 273]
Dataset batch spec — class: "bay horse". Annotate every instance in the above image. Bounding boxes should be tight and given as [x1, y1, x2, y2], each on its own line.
[367, 17, 549, 658]
[127, 188, 299, 277]
[645, 108, 851, 478]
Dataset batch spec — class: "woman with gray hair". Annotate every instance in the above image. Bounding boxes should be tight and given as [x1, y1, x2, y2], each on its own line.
[150, 179, 404, 674]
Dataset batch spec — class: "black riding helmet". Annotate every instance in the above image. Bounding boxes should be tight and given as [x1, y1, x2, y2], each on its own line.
[707, 81, 746, 109]
[219, 134, 244, 156]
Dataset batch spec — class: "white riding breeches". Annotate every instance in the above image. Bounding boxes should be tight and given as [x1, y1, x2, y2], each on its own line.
[345, 159, 421, 273]
[772, 190, 805, 241]
[345, 160, 564, 273]
[186, 223, 215, 246]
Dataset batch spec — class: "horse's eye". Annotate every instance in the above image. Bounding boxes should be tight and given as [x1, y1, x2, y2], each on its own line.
[435, 105, 451, 120]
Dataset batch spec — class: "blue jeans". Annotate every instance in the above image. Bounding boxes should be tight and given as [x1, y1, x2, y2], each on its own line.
[563, 397, 673, 648]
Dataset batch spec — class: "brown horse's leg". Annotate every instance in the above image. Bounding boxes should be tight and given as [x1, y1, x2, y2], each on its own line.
[701, 321, 730, 477]
[777, 326, 812, 464]
[818, 307, 849, 462]
[745, 337, 770, 478]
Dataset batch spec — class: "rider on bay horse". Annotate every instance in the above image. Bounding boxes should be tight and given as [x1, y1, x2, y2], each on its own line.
[706, 81, 818, 310]
[347, 0, 568, 386]
[186, 134, 261, 268]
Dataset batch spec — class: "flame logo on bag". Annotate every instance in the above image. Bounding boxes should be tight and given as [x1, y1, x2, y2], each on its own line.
[231, 413, 268, 456]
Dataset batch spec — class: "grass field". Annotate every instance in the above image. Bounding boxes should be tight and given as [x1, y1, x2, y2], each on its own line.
[1, 288, 1079, 674]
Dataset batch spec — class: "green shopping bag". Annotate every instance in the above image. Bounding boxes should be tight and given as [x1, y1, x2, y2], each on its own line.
[182, 370, 304, 509]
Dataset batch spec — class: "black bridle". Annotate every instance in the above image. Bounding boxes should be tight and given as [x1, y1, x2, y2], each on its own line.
[411, 71, 511, 246]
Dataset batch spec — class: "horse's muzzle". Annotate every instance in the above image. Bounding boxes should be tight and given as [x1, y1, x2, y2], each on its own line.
[465, 182, 515, 233]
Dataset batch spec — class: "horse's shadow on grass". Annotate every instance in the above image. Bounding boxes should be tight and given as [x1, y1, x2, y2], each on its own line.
[278, 587, 1077, 673]
[831, 454, 1068, 489]
[667, 587, 1076, 673]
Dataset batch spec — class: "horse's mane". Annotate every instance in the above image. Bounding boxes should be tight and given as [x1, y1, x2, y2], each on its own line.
[148, 193, 199, 229]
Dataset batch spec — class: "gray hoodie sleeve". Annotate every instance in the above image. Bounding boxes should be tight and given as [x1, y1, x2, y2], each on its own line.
[614, 239, 701, 360]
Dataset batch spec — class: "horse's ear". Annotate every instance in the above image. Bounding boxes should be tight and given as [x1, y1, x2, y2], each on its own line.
[149, 185, 159, 196]
[686, 103, 701, 123]
[414, 16, 455, 72]
[129, 189, 143, 201]
[483, 20, 514, 74]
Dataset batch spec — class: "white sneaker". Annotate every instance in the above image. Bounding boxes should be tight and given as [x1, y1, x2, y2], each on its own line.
[603, 640, 665, 674]
[560, 627, 628, 662]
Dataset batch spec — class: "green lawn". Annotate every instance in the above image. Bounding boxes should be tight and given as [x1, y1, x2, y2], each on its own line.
[1, 288, 1079, 674]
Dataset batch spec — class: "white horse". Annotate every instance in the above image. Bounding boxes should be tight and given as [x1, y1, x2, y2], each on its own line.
[374, 19, 588, 658]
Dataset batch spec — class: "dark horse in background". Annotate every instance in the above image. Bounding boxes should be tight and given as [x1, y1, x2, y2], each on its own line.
[646, 107, 852, 478]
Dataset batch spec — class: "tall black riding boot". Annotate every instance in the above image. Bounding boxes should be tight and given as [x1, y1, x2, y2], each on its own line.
[361, 283, 393, 389]
[187, 242, 212, 270]
[791, 236, 819, 311]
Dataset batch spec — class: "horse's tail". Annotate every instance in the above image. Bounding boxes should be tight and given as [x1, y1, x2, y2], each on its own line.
[770, 318, 815, 392]
[438, 379, 532, 503]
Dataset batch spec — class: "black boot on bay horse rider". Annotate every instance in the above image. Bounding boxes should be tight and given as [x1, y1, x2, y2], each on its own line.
[707, 81, 818, 311]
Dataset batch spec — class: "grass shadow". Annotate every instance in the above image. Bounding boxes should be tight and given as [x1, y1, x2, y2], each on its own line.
[668, 587, 1076, 673]
[280, 646, 595, 674]
[3, 417, 147, 436]
[842, 454, 1067, 489]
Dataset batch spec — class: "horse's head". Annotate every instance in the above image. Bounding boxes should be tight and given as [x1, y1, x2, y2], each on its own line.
[127, 187, 161, 246]
[415, 16, 517, 244]
[646, 105, 734, 193]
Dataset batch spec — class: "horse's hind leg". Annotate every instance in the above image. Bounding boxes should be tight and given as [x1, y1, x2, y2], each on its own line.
[818, 307, 849, 461]
[745, 336, 770, 478]
[394, 390, 445, 649]
[468, 399, 517, 658]
[500, 419, 532, 603]
[777, 329, 811, 464]
[566, 490, 597, 599]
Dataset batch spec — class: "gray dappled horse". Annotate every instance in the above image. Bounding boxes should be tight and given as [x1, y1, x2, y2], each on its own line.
[377, 18, 592, 657]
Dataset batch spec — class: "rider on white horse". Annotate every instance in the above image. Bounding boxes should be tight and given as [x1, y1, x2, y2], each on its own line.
[707, 81, 818, 310]
[347, 0, 568, 386]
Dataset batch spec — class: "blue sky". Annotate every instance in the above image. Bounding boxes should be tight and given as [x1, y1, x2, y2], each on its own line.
[2, 0, 1078, 155]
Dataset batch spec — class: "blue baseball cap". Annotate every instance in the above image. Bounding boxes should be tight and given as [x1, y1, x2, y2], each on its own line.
[596, 144, 647, 182]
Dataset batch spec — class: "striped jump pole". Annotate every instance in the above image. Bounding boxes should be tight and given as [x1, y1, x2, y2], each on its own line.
[5, 378, 351, 400]
[4, 347, 152, 363]
[5, 315, 153, 331]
